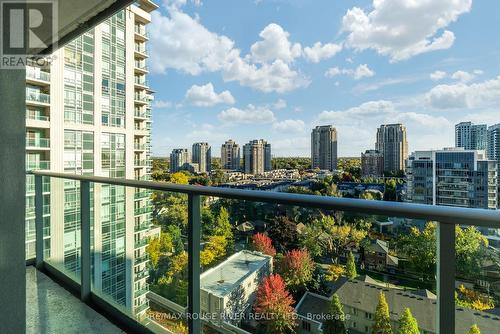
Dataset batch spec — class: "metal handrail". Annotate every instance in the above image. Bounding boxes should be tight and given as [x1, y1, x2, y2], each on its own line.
[29, 170, 500, 226]
[29, 170, 500, 334]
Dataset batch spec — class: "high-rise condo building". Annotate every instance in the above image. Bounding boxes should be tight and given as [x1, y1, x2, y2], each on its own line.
[192, 142, 211, 174]
[311, 125, 338, 171]
[243, 139, 271, 175]
[455, 121, 488, 150]
[221, 139, 241, 170]
[361, 150, 384, 178]
[488, 124, 500, 169]
[406, 148, 497, 209]
[170, 148, 190, 173]
[376, 124, 408, 174]
[25, 1, 158, 318]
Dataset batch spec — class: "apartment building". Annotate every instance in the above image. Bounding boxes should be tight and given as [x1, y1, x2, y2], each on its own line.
[243, 139, 271, 175]
[456, 121, 488, 151]
[170, 148, 190, 173]
[405, 148, 497, 209]
[25, 1, 158, 318]
[192, 142, 211, 173]
[488, 124, 500, 177]
[361, 149, 384, 178]
[311, 125, 338, 171]
[221, 139, 241, 170]
[375, 124, 408, 174]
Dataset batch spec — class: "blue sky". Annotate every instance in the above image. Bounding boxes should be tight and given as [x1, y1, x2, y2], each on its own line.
[148, 0, 500, 157]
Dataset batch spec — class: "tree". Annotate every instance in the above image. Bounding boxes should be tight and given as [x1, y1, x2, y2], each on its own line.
[279, 249, 315, 291]
[200, 235, 228, 267]
[254, 274, 296, 334]
[397, 308, 419, 334]
[345, 251, 357, 279]
[251, 233, 276, 256]
[372, 291, 392, 334]
[146, 232, 173, 268]
[325, 264, 345, 282]
[323, 294, 347, 334]
[169, 172, 190, 185]
[268, 216, 298, 253]
[299, 218, 325, 257]
[398, 222, 489, 279]
[213, 207, 232, 239]
[468, 324, 481, 334]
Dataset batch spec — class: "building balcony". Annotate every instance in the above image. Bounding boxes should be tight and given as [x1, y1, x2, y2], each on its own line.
[26, 91, 50, 106]
[134, 46, 148, 59]
[134, 62, 149, 74]
[26, 138, 50, 149]
[26, 67, 51, 85]
[135, 222, 150, 232]
[134, 78, 149, 89]
[23, 170, 500, 334]
[134, 26, 149, 41]
[26, 111, 50, 122]
[26, 160, 50, 171]
[134, 205, 153, 215]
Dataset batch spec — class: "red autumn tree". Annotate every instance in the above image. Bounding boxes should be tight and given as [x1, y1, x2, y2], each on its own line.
[251, 233, 277, 256]
[279, 249, 315, 290]
[254, 274, 296, 334]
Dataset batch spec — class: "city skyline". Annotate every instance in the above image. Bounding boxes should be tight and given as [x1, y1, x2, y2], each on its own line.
[148, 0, 500, 157]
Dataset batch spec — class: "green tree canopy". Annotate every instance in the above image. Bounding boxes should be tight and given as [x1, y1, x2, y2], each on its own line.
[323, 294, 347, 334]
[468, 324, 481, 334]
[345, 251, 357, 279]
[373, 291, 392, 334]
[397, 308, 419, 334]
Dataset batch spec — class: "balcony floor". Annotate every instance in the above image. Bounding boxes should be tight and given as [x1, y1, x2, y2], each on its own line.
[26, 266, 124, 334]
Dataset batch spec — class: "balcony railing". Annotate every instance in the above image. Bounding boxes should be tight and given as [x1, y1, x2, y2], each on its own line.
[26, 111, 50, 121]
[26, 90, 50, 104]
[29, 170, 500, 334]
[26, 160, 50, 171]
[26, 67, 51, 82]
[26, 138, 50, 148]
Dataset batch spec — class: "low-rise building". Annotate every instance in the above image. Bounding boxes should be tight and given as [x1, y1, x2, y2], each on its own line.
[361, 149, 384, 178]
[363, 239, 398, 272]
[200, 250, 273, 326]
[295, 276, 498, 334]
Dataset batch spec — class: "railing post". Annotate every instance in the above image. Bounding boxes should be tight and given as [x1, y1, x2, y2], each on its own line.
[35, 175, 44, 269]
[188, 194, 201, 334]
[437, 222, 455, 334]
[80, 180, 91, 302]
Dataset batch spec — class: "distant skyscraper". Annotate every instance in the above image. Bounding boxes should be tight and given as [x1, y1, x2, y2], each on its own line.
[243, 139, 271, 174]
[406, 148, 497, 209]
[455, 121, 488, 150]
[192, 142, 211, 173]
[376, 124, 408, 174]
[311, 125, 338, 171]
[488, 124, 500, 167]
[170, 148, 189, 172]
[221, 140, 241, 170]
[361, 150, 384, 177]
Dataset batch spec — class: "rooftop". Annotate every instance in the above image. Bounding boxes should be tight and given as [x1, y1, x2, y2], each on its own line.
[200, 250, 272, 298]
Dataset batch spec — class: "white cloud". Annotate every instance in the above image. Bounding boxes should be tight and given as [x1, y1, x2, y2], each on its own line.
[153, 100, 173, 109]
[272, 137, 309, 156]
[273, 99, 287, 109]
[451, 70, 474, 83]
[150, 12, 309, 93]
[185, 83, 235, 107]
[186, 123, 228, 141]
[218, 104, 276, 124]
[430, 70, 447, 81]
[427, 76, 500, 109]
[342, 0, 472, 61]
[303, 42, 343, 63]
[324, 64, 375, 80]
[250, 23, 302, 64]
[325, 67, 341, 78]
[272, 119, 305, 133]
[149, 10, 237, 75]
[223, 57, 309, 93]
